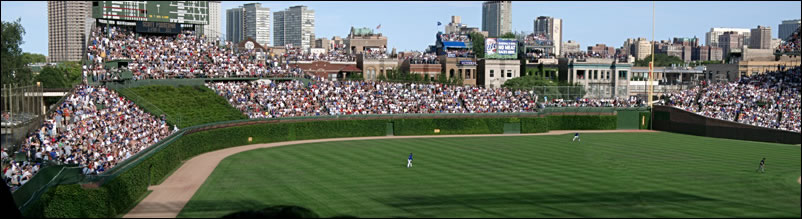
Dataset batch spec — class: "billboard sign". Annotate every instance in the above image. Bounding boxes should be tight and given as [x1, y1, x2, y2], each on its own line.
[485, 38, 517, 59]
[459, 60, 476, 66]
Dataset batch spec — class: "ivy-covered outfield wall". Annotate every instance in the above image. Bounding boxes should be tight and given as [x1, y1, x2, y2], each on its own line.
[24, 115, 621, 217]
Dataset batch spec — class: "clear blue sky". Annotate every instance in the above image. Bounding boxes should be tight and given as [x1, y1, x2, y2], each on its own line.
[2, 1, 800, 56]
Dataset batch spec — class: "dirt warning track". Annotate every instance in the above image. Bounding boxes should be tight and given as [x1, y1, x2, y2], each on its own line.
[123, 129, 657, 218]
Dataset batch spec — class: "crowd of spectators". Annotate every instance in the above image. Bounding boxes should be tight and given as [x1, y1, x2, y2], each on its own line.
[544, 97, 646, 108]
[523, 34, 554, 46]
[406, 53, 440, 64]
[207, 80, 542, 119]
[661, 66, 800, 132]
[775, 27, 800, 54]
[440, 33, 471, 43]
[3, 85, 175, 191]
[284, 47, 356, 62]
[84, 26, 304, 80]
[363, 48, 392, 59]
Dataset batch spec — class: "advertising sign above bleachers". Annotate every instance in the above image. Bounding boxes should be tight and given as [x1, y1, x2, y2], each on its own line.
[485, 38, 517, 59]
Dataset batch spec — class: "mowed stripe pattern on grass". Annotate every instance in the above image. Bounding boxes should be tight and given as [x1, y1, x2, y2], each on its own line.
[178, 132, 801, 218]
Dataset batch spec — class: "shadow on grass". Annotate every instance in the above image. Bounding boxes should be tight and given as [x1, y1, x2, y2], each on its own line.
[177, 200, 356, 218]
[378, 190, 723, 217]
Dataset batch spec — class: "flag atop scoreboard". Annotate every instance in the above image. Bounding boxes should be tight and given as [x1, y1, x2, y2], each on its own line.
[485, 38, 518, 59]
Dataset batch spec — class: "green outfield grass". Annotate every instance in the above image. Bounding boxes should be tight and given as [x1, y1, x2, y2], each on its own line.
[178, 132, 801, 218]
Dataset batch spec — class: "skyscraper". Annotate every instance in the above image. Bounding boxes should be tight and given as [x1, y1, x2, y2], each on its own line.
[227, 3, 270, 46]
[749, 26, 772, 49]
[47, 1, 91, 62]
[706, 27, 750, 48]
[718, 31, 743, 56]
[273, 6, 315, 50]
[482, 1, 512, 38]
[226, 7, 244, 43]
[204, 1, 222, 39]
[533, 16, 562, 56]
[778, 19, 800, 40]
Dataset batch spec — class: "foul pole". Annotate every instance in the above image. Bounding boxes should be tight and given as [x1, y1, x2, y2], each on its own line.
[648, 1, 655, 107]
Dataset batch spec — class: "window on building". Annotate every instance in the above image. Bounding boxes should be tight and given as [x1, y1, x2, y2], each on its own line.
[507, 70, 512, 78]
[466, 69, 471, 79]
[490, 70, 494, 78]
[450, 69, 455, 78]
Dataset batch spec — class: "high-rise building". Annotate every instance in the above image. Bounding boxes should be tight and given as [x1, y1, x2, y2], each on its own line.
[243, 3, 270, 47]
[533, 16, 562, 56]
[273, 6, 315, 50]
[672, 37, 699, 47]
[718, 31, 743, 56]
[749, 25, 772, 49]
[706, 27, 750, 48]
[481, 1, 512, 38]
[562, 40, 580, 55]
[204, 1, 222, 39]
[47, 1, 91, 62]
[226, 7, 244, 43]
[632, 38, 652, 61]
[227, 3, 270, 46]
[778, 19, 801, 40]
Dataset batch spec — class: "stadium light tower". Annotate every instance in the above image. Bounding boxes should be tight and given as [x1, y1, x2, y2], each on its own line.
[648, 1, 655, 108]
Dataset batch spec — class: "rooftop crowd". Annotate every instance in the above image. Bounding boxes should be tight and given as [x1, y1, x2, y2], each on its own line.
[207, 80, 542, 119]
[3, 85, 174, 191]
[440, 33, 471, 43]
[84, 26, 303, 80]
[660, 66, 801, 132]
[284, 47, 357, 62]
[775, 27, 800, 54]
[406, 53, 441, 64]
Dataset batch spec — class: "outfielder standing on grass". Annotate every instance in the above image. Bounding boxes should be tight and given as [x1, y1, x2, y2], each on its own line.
[407, 153, 413, 168]
[572, 132, 581, 142]
[756, 158, 766, 173]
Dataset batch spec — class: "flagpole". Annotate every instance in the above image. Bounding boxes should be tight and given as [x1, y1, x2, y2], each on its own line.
[648, 1, 655, 108]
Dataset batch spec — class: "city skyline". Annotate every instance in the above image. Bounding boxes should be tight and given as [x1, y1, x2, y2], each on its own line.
[2, 1, 800, 57]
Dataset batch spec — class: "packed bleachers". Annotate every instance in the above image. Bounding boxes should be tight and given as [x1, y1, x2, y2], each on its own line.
[84, 26, 303, 80]
[207, 80, 543, 119]
[544, 97, 646, 108]
[661, 66, 801, 132]
[2, 85, 174, 191]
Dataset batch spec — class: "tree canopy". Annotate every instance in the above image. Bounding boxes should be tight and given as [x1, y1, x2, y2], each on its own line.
[469, 32, 485, 58]
[634, 54, 685, 67]
[2, 18, 33, 85]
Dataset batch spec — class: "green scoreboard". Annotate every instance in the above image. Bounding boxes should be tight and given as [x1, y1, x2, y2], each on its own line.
[92, 1, 208, 25]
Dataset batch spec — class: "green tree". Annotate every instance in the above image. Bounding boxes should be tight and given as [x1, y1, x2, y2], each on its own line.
[634, 54, 684, 67]
[2, 18, 33, 85]
[499, 32, 516, 39]
[21, 52, 46, 64]
[469, 32, 485, 58]
[59, 61, 83, 85]
[36, 66, 70, 88]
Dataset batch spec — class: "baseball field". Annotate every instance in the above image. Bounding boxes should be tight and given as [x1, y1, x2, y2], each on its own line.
[171, 131, 801, 218]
